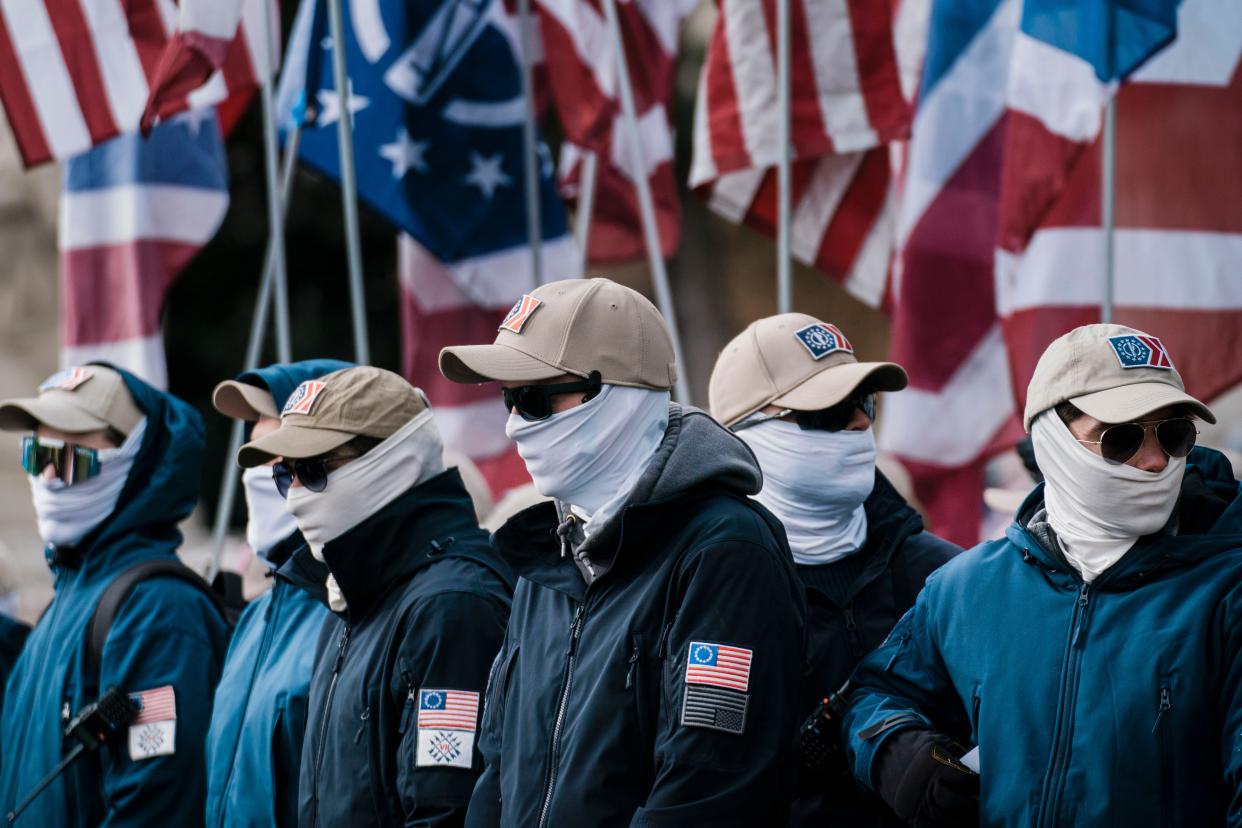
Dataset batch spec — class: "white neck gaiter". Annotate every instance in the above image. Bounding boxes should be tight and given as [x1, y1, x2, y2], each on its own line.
[29, 417, 148, 548]
[242, 465, 299, 565]
[738, 419, 874, 565]
[1031, 411, 1185, 582]
[505, 384, 669, 537]
[286, 409, 445, 611]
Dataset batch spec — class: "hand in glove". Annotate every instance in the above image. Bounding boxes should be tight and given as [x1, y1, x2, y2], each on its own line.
[873, 728, 979, 826]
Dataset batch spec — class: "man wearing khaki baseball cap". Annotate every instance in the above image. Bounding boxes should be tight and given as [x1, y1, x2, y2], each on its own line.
[841, 324, 1242, 826]
[237, 366, 512, 826]
[709, 313, 961, 828]
[440, 278, 807, 826]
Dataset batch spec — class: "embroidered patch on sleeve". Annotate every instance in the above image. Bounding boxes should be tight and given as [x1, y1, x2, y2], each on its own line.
[282, 380, 327, 416]
[681, 642, 752, 735]
[415, 689, 479, 769]
[127, 685, 176, 760]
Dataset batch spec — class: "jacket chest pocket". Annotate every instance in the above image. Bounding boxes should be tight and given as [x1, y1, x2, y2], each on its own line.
[626, 624, 672, 759]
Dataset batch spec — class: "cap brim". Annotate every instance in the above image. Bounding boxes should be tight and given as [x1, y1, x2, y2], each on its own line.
[213, 380, 279, 421]
[439, 344, 567, 384]
[0, 397, 110, 433]
[1071, 382, 1215, 425]
[236, 424, 356, 468]
[771, 362, 908, 413]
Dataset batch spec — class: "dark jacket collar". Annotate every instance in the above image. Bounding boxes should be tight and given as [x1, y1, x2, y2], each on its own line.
[274, 541, 329, 602]
[320, 468, 508, 620]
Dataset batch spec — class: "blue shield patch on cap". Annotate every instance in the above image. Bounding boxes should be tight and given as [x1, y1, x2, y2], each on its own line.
[794, 323, 854, 360]
[1108, 334, 1173, 370]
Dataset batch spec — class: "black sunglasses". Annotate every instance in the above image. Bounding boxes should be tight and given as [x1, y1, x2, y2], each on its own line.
[503, 371, 603, 421]
[1075, 417, 1198, 465]
[20, 435, 101, 484]
[271, 450, 359, 498]
[733, 388, 877, 433]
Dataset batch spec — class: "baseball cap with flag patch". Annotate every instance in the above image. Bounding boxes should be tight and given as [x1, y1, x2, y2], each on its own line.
[0, 364, 143, 435]
[1023, 324, 1215, 430]
[438, 278, 677, 390]
[709, 314, 907, 428]
[236, 367, 430, 467]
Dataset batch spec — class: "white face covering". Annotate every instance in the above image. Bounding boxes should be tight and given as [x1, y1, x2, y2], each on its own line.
[242, 465, 299, 565]
[28, 417, 148, 548]
[1031, 410, 1186, 582]
[505, 383, 669, 536]
[286, 409, 445, 612]
[737, 419, 875, 565]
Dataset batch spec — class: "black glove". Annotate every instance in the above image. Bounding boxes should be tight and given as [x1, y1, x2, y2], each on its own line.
[873, 728, 979, 827]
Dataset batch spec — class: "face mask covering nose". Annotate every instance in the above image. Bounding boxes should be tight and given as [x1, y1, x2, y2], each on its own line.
[243, 465, 299, 564]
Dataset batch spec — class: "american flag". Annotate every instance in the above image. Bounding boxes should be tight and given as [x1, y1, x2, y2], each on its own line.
[881, 0, 1242, 545]
[688, 0, 918, 306]
[59, 108, 229, 390]
[418, 689, 480, 732]
[130, 685, 177, 724]
[685, 642, 752, 693]
[0, 0, 272, 168]
[536, 0, 697, 263]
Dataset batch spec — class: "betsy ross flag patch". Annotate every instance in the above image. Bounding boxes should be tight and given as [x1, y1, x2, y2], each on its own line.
[128, 685, 176, 761]
[1108, 334, 1174, 370]
[681, 642, 752, 735]
[415, 689, 479, 769]
[499, 294, 542, 334]
[282, 380, 327, 416]
[794, 323, 854, 360]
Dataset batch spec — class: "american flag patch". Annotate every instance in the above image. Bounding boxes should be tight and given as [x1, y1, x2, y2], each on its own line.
[499, 294, 542, 334]
[681, 642, 752, 735]
[1108, 334, 1174, 370]
[282, 381, 327, 416]
[128, 685, 176, 761]
[794, 323, 854, 360]
[130, 685, 176, 724]
[686, 642, 752, 692]
[416, 689, 480, 769]
[39, 367, 94, 392]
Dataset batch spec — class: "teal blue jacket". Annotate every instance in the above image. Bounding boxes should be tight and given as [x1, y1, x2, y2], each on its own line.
[0, 365, 230, 827]
[842, 449, 1242, 827]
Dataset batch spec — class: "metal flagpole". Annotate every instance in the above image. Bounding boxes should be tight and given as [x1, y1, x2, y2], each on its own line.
[574, 150, 598, 275]
[259, 59, 292, 362]
[208, 128, 302, 580]
[326, 0, 371, 363]
[601, 0, 691, 403]
[1101, 97, 1116, 324]
[516, 0, 544, 281]
[775, 0, 793, 313]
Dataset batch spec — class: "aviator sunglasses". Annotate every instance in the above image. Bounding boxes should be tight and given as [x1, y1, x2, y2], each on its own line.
[503, 371, 603, 422]
[1074, 417, 1198, 466]
[733, 388, 877, 433]
[20, 435, 101, 484]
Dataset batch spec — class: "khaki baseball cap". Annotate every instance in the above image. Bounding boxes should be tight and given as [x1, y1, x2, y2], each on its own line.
[237, 366, 430, 467]
[212, 380, 279, 422]
[709, 314, 907, 427]
[1023, 323, 1215, 430]
[438, 278, 677, 390]
[0, 365, 143, 435]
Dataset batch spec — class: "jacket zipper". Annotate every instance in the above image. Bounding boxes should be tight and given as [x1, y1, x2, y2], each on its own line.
[1154, 685, 1172, 826]
[309, 626, 351, 827]
[536, 603, 586, 828]
[1036, 583, 1091, 827]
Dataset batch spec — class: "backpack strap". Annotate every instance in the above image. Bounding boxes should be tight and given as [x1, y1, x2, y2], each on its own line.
[86, 559, 227, 676]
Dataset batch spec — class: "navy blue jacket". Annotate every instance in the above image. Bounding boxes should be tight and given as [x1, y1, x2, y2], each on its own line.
[842, 448, 1242, 827]
[790, 471, 960, 827]
[299, 469, 513, 827]
[0, 365, 231, 827]
[203, 359, 348, 828]
[467, 406, 807, 828]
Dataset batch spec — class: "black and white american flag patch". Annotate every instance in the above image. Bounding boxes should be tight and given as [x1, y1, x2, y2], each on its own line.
[681, 683, 749, 734]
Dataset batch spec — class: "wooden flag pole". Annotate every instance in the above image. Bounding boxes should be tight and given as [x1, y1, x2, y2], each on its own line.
[601, 0, 692, 403]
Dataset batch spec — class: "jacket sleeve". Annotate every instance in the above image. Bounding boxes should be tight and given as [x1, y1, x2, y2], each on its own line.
[840, 574, 968, 793]
[1221, 579, 1242, 826]
[97, 579, 230, 828]
[392, 590, 509, 828]
[631, 539, 806, 828]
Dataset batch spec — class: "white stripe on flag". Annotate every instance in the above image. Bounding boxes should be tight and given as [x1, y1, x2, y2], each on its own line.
[723, 0, 779, 169]
[60, 185, 231, 249]
[842, 184, 895, 308]
[609, 105, 674, 182]
[790, 152, 865, 263]
[63, 334, 168, 391]
[241, 0, 278, 82]
[1007, 31, 1107, 142]
[433, 399, 518, 460]
[539, 0, 617, 98]
[77, 0, 151, 133]
[155, 0, 180, 37]
[181, 0, 246, 40]
[706, 167, 766, 224]
[803, 0, 878, 152]
[187, 71, 229, 111]
[0, 0, 92, 160]
[688, 67, 718, 185]
[1132, 0, 1242, 86]
[877, 324, 1014, 466]
[398, 234, 580, 310]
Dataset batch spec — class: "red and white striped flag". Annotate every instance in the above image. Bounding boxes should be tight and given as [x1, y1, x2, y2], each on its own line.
[688, 0, 915, 306]
[0, 0, 274, 168]
[536, 0, 696, 263]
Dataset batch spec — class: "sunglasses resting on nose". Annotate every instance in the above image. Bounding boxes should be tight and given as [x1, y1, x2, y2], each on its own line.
[503, 371, 603, 421]
[1074, 417, 1198, 465]
[20, 435, 101, 484]
[272, 450, 359, 498]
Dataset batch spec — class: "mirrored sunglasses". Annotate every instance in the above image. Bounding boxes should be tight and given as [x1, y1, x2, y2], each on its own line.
[1076, 417, 1198, 465]
[20, 435, 101, 484]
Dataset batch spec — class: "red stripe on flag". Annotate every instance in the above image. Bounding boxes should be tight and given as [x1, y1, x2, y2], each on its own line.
[785, 0, 833, 159]
[60, 242, 194, 345]
[45, 0, 118, 145]
[815, 148, 891, 280]
[0, 10, 52, 167]
[846, 0, 910, 143]
[125, 0, 168, 80]
[703, 21, 750, 175]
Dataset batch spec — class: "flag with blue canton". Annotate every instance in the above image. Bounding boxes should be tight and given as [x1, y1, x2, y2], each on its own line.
[277, 0, 575, 271]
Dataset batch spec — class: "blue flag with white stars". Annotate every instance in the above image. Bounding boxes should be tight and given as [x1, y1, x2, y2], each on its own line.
[278, 0, 573, 266]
